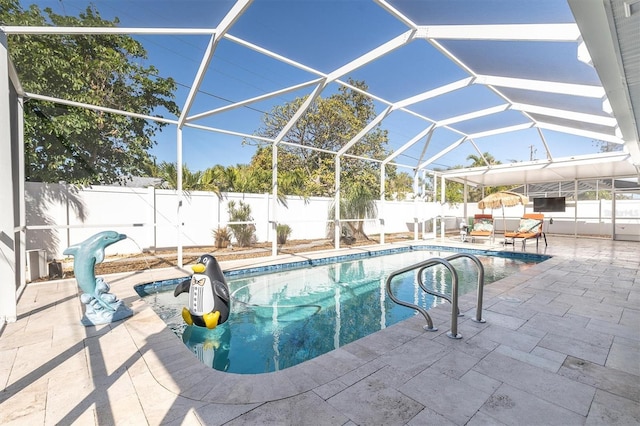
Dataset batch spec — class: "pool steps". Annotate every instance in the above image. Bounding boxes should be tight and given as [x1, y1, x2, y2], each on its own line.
[385, 253, 486, 339]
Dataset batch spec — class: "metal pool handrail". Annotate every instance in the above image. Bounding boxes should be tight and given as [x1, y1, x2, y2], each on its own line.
[385, 253, 486, 339]
[385, 257, 458, 336]
[418, 253, 486, 325]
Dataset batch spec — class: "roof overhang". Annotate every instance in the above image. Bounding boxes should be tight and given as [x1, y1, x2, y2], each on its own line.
[443, 0, 640, 187]
[440, 152, 637, 187]
[568, 0, 640, 168]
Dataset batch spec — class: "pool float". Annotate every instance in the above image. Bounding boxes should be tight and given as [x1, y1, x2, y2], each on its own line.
[174, 254, 230, 329]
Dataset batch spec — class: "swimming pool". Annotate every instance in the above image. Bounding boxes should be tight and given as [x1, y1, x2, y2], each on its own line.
[137, 246, 547, 374]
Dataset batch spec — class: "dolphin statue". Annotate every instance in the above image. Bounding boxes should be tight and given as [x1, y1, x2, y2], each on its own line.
[64, 231, 129, 319]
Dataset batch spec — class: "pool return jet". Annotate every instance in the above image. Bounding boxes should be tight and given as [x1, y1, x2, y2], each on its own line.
[174, 254, 230, 329]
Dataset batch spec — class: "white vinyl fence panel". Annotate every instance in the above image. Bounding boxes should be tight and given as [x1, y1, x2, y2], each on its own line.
[24, 182, 640, 260]
[26, 183, 436, 259]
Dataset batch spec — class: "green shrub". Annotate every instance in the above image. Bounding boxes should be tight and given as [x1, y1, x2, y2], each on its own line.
[227, 200, 255, 247]
[212, 226, 231, 248]
[276, 224, 292, 245]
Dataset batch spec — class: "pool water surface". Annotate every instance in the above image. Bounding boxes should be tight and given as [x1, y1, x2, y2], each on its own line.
[138, 247, 544, 374]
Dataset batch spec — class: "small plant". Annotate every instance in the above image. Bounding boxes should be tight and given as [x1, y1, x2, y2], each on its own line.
[212, 226, 231, 248]
[340, 226, 356, 245]
[276, 224, 292, 245]
[227, 200, 256, 247]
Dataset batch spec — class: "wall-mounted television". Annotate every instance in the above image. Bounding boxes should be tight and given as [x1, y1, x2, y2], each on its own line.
[533, 197, 566, 212]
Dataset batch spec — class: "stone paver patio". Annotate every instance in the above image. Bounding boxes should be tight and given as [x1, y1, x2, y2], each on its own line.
[1, 236, 638, 425]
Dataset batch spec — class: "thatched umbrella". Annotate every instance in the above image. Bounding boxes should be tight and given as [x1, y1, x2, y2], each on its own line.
[478, 191, 529, 235]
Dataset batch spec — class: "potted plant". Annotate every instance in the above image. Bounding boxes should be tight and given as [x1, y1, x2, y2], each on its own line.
[212, 226, 231, 248]
[276, 224, 292, 245]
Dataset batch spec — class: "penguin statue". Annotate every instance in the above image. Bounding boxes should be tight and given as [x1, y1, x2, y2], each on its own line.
[174, 254, 230, 329]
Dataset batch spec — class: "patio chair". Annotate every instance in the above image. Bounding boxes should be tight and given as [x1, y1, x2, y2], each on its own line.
[504, 213, 547, 249]
[469, 214, 495, 243]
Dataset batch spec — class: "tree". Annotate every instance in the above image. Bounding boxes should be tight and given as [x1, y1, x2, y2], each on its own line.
[199, 164, 229, 195]
[244, 146, 311, 206]
[593, 140, 623, 153]
[220, 165, 254, 194]
[154, 162, 196, 189]
[152, 161, 225, 199]
[251, 79, 390, 197]
[2, 1, 179, 185]
[328, 181, 378, 242]
[466, 152, 500, 168]
[465, 152, 513, 201]
[435, 166, 465, 205]
[252, 80, 391, 238]
[385, 171, 413, 200]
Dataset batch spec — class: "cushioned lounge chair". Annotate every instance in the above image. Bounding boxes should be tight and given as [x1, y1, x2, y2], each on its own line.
[504, 213, 547, 249]
[469, 214, 494, 243]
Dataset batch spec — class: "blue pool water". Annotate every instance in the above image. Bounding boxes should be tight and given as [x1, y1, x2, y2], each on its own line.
[137, 246, 547, 374]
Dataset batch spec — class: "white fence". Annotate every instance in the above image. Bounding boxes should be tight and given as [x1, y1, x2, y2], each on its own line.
[25, 182, 639, 260]
[26, 183, 451, 259]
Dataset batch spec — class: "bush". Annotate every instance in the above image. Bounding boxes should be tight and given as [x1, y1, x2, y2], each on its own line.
[212, 226, 231, 248]
[276, 224, 292, 245]
[227, 200, 256, 247]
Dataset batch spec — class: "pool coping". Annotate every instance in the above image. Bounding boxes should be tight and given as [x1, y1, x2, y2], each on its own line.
[135, 243, 550, 295]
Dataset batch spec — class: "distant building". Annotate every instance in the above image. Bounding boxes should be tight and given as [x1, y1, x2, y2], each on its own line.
[117, 176, 167, 188]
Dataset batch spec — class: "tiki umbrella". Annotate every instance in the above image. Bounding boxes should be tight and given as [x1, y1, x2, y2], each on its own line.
[478, 191, 529, 236]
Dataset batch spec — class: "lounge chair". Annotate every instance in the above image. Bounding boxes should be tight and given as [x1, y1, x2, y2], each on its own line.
[469, 214, 495, 243]
[504, 213, 547, 249]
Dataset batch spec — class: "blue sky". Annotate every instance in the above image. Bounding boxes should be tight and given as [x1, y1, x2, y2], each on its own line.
[18, 0, 611, 173]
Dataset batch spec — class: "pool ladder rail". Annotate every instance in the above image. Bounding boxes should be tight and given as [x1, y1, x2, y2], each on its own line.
[385, 253, 486, 339]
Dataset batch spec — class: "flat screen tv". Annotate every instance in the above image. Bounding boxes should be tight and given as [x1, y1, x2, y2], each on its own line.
[533, 197, 566, 212]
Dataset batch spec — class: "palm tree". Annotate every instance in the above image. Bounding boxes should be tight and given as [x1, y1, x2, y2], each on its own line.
[155, 162, 201, 191]
[328, 182, 377, 242]
[465, 153, 503, 201]
[181, 166, 203, 191]
[277, 168, 309, 207]
[199, 165, 225, 199]
[467, 152, 500, 168]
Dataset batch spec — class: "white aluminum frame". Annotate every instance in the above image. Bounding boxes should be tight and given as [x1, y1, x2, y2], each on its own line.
[1, 0, 638, 278]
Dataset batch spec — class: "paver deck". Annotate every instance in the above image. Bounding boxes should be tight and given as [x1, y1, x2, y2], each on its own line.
[1, 236, 638, 425]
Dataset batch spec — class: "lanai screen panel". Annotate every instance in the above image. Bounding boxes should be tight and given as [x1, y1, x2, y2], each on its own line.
[2, 0, 628, 177]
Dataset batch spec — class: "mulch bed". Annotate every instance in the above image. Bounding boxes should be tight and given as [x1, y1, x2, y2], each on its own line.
[50, 234, 416, 281]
